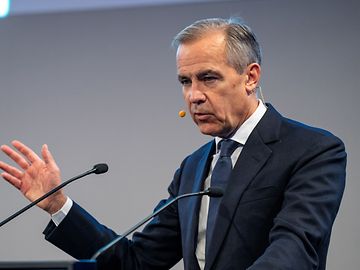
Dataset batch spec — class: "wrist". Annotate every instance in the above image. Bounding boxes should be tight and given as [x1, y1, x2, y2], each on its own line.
[46, 193, 67, 215]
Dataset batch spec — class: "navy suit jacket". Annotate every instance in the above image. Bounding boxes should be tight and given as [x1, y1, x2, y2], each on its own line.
[44, 105, 346, 270]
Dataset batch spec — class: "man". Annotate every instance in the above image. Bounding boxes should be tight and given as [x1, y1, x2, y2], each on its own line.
[0, 18, 346, 269]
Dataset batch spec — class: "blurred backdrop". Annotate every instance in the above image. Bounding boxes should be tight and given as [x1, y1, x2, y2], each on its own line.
[0, 0, 359, 269]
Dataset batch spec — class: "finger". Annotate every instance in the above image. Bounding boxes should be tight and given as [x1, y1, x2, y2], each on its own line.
[1, 172, 22, 190]
[0, 161, 23, 179]
[12, 140, 41, 164]
[42, 144, 54, 165]
[1, 144, 31, 170]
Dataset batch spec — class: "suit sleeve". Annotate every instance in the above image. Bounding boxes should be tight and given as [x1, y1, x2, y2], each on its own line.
[248, 135, 346, 269]
[43, 166, 185, 270]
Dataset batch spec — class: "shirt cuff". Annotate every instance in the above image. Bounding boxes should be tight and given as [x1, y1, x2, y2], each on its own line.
[50, 197, 73, 226]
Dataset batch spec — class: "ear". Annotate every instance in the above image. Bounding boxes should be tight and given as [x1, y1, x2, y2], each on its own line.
[245, 63, 261, 95]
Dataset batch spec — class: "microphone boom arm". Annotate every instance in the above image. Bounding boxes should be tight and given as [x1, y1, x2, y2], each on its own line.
[90, 188, 216, 260]
[0, 164, 107, 228]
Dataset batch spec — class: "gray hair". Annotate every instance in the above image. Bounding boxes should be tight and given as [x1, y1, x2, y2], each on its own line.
[172, 17, 262, 74]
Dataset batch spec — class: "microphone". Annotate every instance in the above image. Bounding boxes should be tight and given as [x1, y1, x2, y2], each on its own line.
[178, 110, 186, 118]
[93, 163, 109, 174]
[0, 163, 108, 228]
[90, 186, 223, 260]
[207, 187, 223, 197]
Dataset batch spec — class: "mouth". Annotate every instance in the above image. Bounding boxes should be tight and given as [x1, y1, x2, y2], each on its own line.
[194, 112, 213, 121]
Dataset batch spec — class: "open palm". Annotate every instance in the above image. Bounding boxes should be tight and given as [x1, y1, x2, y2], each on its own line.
[0, 140, 66, 214]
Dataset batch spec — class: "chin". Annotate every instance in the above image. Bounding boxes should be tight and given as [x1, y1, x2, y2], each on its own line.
[197, 125, 222, 137]
[198, 125, 234, 138]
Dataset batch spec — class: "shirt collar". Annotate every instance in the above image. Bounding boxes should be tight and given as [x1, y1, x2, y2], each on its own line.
[215, 99, 267, 152]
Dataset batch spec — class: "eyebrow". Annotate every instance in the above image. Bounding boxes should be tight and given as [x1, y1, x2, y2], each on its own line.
[177, 69, 222, 81]
[196, 70, 222, 79]
[177, 74, 188, 82]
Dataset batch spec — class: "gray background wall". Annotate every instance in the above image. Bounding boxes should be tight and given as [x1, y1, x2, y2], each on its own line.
[0, 0, 359, 269]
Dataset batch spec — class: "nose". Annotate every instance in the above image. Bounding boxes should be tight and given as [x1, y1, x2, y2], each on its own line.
[187, 82, 206, 104]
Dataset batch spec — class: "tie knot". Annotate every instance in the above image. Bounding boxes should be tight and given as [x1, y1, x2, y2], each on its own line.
[218, 139, 240, 157]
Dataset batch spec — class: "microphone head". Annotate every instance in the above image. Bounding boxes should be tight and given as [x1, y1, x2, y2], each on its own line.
[178, 110, 186, 118]
[206, 187, 224, 197]
[93, 163, 109, 174]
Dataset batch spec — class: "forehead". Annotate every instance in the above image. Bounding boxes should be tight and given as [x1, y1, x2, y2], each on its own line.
[176, 32, 228, 73]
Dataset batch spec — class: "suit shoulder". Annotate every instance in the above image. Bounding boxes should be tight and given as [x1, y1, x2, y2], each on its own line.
[281, 117, 345, 147]
[283, 117, 339, 138]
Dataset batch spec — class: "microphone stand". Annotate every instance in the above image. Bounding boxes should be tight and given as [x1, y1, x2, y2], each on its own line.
[90, 187, 221, 260]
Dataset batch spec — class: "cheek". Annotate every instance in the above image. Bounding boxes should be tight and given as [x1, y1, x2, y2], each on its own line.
[184, 98, 192, 113]
[208, 96, 227, 118]
[182, 91, 189, 105]
[182, 90, 191, 104]
[182, 89, 186, 100]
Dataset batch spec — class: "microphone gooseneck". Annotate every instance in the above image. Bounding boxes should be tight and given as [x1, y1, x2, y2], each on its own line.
[90, 186, 224, 260]
[0, 163, 108, 228]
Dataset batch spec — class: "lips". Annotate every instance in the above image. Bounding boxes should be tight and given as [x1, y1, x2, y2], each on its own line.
[194, 112, 213, 121]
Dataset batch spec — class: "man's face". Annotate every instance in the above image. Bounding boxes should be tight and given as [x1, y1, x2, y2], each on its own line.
[176, 31, 259, 138]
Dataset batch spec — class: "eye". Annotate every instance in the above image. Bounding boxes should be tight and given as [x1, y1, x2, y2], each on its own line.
[203, 75, 217, 82]
[178, 77, 191, 86]
[198, 71, 221, 84]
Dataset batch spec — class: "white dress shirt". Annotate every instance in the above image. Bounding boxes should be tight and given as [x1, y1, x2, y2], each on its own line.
[195, 100, 267, 269]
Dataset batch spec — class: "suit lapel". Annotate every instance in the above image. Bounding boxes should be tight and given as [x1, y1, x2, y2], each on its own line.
[183, 141, 215, 269]
[205, 104, 282, 269]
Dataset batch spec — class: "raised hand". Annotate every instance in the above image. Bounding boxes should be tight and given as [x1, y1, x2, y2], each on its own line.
[0, 140, 66, 214]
